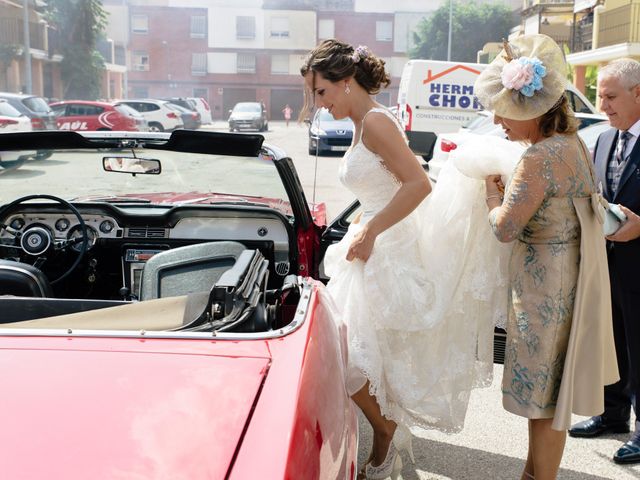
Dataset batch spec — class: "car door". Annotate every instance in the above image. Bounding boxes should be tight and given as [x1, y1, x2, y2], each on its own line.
[318, 201, 361, 283]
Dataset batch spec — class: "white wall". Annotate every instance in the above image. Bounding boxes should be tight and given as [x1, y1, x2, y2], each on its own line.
[208, 52, 236, 74]
[104, 5, 130, 44]
[263, 10, 316, 50]
[209, 6, 265, 49]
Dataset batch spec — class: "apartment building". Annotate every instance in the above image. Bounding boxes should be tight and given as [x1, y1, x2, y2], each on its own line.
[0, 0, 58, 97]
[112, 0, 423, 120]
[567, 0, 640, 97]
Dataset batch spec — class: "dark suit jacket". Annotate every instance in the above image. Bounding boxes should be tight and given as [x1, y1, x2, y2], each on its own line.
[593, 127, 640, 283]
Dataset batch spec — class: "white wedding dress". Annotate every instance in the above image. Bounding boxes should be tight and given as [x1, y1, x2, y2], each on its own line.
[322, 108, 524, 434]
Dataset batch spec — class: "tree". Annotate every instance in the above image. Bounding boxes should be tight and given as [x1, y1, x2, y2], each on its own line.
[44, 0, 107, 99]
[411, 1, 514, 63]
[0, 44, 22, 89]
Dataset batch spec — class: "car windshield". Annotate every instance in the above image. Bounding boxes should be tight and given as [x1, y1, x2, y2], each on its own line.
[234, 103, 261, 113]
[0, 102, 21, 117]
[115, 103, 141, 117]
[21, 96, 52, 113]
[0, 139, 290, 211]
[317, 109, 336, 122]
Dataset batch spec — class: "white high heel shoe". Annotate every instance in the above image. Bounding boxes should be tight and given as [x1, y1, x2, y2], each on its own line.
[364, 441, 402, 480]
[364, 427, 414, 480]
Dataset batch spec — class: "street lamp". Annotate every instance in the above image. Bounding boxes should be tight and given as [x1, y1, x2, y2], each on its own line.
[447, 0, 453, 61]
[22, 0, 32, 93]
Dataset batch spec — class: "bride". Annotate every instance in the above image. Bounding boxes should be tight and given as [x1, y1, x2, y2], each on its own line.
[301, 40, 520, 479]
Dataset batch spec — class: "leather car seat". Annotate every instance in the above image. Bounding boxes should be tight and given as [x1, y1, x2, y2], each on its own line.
[0, 259, 54, 297]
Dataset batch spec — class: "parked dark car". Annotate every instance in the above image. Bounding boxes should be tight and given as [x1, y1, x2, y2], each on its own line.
[308, 108, 354, 156]
[167, 103, 202, 129]
[0, 92, 57, 130]
[228, 102, 268, 132]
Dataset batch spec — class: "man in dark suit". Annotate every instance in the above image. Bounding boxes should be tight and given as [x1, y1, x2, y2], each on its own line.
[568, 58, 640, 465]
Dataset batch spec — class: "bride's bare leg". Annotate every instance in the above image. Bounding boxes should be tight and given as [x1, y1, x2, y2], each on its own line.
[351, 381, 397, 468]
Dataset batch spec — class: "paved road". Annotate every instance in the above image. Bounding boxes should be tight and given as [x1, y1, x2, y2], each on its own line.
[207, 121, 639, 479]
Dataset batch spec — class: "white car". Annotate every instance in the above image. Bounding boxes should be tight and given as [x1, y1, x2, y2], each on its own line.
[118, 99, 183, 132]
[429, 111, 608, 182]
[188, 97, 212, 124]
[0, 100, 32, 132]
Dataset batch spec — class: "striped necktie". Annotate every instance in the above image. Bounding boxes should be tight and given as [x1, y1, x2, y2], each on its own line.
[615, 131, 631, 164]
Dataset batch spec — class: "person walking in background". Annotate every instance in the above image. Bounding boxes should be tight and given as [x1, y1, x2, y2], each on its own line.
[478, 34, 618, 480]
[568, 58, 640, 466]
[282, 104, 293, 127]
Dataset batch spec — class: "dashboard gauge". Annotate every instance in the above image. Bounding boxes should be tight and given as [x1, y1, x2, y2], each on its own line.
[9, 217, 25, 230]
[99, 219, 115, 234]
[67, 225, 97, 251]
[55, 218, 71, 232]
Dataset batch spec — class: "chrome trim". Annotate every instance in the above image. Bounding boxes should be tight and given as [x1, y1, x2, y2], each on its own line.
[0, 278, 315, 340]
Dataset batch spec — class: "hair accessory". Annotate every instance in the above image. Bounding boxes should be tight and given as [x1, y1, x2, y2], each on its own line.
[351, 45, 370, 64]
[501, 56, 546, 97]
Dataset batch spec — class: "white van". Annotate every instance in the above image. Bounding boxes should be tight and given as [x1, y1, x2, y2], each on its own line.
[397, 59, 598, 160]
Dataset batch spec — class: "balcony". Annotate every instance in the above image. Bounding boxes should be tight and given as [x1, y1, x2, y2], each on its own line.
[570, 17, 593, 53]
[597, 3, 640, 48]
[0, 17, 46, 51]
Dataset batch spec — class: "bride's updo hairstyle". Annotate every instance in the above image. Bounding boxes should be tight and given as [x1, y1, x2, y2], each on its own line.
[300, 39, 391, 119]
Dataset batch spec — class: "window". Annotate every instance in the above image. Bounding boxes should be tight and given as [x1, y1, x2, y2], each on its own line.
[237, 16, 255, 39]
[68, 104, 104, 116]
[193, 87, 208, 98]
[271, 54, 289, 75]
[237, 53, 256, 73]
[318, 19, 335, 40]
[270, 17, 289, 38]
[133, 87, 149, 98]
[376, 20, 392, 42]
[132, 51, 149, 71]
[131, 15, 148, 34]
[190, 15, 206, 38]
[191, 53, 207, 76]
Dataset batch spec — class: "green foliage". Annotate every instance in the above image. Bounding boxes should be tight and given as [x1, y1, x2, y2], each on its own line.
[584, 65, 598, 104]
[410, 1, 514, 63]
[44, 0, 108, 99]
[0, 44, 22, 67]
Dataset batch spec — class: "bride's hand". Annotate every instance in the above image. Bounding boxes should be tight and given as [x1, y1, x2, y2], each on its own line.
[346, 227, 376, 262]
[485, 175, 504, 196]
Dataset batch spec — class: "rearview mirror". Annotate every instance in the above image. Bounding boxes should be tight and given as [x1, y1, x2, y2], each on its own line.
[103, 157, 161, 174]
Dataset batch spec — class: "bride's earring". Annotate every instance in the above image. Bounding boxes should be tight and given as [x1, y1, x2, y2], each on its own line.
[345, 83, 351, 95]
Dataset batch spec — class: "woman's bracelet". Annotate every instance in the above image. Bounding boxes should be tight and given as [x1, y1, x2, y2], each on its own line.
[486, 193, 503, 202]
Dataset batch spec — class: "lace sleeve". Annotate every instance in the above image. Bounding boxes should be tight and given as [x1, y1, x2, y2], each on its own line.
[489, 141, 557, 242]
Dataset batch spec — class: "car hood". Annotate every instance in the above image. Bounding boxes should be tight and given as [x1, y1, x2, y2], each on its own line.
[318, 119, 353, 133]
[0, 344, 270, 479]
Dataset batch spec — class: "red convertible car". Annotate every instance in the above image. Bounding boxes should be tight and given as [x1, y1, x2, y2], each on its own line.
[0, 130, 357, 479]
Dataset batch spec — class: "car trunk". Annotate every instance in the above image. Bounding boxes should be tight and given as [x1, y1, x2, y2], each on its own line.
[0, 343, 269, 479]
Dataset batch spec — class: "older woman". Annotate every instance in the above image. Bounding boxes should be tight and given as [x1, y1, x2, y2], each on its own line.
[476, 34, 618, 480]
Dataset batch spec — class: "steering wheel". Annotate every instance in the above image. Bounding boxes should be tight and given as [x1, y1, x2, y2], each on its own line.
[0, 194, 89, 285]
